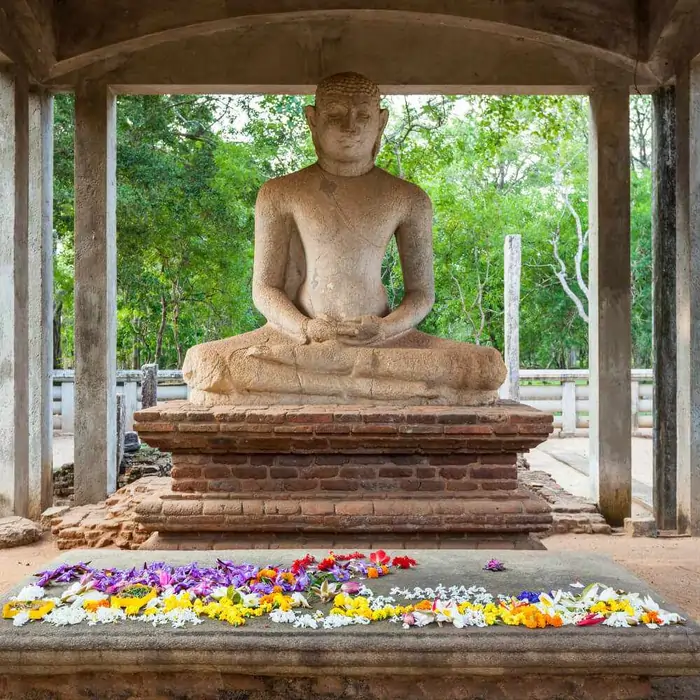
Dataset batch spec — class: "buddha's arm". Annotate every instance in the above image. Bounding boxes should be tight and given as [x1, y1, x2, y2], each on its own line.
[251, 182, 309, 342]
[380, 189, 435, 338]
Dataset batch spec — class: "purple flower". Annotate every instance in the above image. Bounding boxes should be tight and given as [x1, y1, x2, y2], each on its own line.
[518, 591, 541, 603]
[483, 559, 506, 572]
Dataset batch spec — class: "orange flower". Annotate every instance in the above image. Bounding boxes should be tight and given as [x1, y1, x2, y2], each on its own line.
[367, 567, 379, 579]
[415, 600, 433, 611]
[84, 599, 110, 613]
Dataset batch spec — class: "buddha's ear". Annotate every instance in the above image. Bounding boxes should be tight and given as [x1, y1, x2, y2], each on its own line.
[304, 105, 317, 129]
[379, 107, 389, 134]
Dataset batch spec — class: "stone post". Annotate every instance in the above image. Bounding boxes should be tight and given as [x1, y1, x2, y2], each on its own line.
[116, 393, 126, 479]
[675, 63, 700, 535]
[588, 89, 632, 526]
[60, 379, 74, 433]
[561, 380, 577, 436]
[652, 85, 677, 531]
[503, 235, 521, 401]
[74, 82, 117, 504]
[0, 70, 30, 518]
[27, 90, 54, 520]
[141, 363, 158, 409]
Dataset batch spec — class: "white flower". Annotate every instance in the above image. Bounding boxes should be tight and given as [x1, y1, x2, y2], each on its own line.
[293, 614, 318, 629]
[12, 611, 30, 627]
[269, 610, 297, 624]
[15, 585, 45, 602]
[44, 604, 88, 626]
[290, 592, 310, 609]
[570, 582, 585, 589]
[211, 586, 228, 600]
[603, 612, 632, 628]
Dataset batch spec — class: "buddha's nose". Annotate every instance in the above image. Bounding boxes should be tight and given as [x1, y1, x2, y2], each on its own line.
[342, 113, 359, 132]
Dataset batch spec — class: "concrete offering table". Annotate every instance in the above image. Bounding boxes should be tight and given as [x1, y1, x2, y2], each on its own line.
[134, 401, 553, 550]
[0, 550, 698, 700]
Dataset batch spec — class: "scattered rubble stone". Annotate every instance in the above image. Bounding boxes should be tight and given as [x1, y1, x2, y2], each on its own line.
[40, 506, 70, 531]
[519, 468, 612, 536]
[49, 477, 170, 550]
[0, 516, 41, 548]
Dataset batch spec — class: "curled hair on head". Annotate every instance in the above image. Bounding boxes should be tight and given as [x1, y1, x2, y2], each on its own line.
[315, 72, 381, 105]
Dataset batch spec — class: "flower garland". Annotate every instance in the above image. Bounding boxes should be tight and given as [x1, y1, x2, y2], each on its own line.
[1, 552, 684, 631]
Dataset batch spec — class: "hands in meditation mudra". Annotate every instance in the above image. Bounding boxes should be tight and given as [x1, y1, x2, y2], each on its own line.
[183, 73, 506, 405]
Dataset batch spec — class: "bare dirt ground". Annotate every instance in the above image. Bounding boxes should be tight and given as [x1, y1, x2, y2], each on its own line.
[0, 533, 698, 699]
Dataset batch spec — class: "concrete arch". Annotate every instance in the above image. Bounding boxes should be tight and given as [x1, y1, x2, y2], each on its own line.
[50, 2, 637, 80]
[49, 14, 658, 93]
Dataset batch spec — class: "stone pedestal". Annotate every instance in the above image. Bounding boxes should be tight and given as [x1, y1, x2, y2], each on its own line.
[134, 401, 553, 550]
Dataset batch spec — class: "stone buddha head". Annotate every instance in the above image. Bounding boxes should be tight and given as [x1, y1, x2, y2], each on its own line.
[305, 72, 389, 176]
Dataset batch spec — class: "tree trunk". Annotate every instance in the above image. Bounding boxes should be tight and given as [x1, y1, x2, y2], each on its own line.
[155, 293, 167, 365]
[53, 299, 62, 369]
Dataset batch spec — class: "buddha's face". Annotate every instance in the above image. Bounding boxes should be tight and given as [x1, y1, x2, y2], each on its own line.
[306, 93, 388, 165]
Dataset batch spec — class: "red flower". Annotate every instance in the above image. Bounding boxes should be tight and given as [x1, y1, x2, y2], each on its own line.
[369, 550, 390, 566]
[333, 551, 366, 561]
[576, 613, 605, 627]
[317, 556, 336, 572]
[391, 556, 417, 569]
[291, 554, 315, 574]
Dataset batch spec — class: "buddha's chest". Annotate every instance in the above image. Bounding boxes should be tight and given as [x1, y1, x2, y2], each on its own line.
[291, 184, 402, 255]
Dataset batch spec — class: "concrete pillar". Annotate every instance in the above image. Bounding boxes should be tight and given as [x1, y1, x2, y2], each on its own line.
[675, 63, 700, 535]
[503, 235, 521, 401]
[652, 86, 677, 531]
[561, 380, 577, 436]
[0, 71, 30, 518]
[588, 88, 632, 526]
[60, 379, 74, 433]
[27, 90, 54, 520]
[74, 82, 117, 505]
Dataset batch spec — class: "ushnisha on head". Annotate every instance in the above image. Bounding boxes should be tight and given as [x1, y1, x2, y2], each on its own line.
[305, 72, 389, 176]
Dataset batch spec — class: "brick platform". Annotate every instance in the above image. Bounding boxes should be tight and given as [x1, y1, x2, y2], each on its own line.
[134, 401, 553, 549]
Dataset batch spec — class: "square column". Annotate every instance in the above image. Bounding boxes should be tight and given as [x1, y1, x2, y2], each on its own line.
[675, 63, 700, 535]
[74, 82, 117, 505]
[588, 89, 632, 526]
[27, 90, 54, 520]
[651, 86, 677, 531]
[0, 70, 30, 517]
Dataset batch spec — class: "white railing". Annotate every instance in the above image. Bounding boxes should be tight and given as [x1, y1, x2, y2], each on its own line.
[52, 368, 654, 437]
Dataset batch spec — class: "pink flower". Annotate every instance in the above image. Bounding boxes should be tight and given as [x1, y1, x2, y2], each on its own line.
[576, 613, 605, 627]
[369, 550, 390, 566]
[341, 581, 361, 595]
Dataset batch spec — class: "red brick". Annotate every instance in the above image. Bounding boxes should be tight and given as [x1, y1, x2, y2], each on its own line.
[208, 479, 241, 492]
[172, 479, 208, 492]
[391, 455, 426, 465]
[435, 412, 477, 425]
[340, 466, 373, 478]
[399, 424, 443, 434]
[203, 501, 243, 516]
[287, 411, 333, 423]
[314, 424, 353, 434]
[242, 500, 264, 515]
[335, 501, 374, 516]
[470, 466, 517, 480]
[162, 500, 203, 516]
[139, 422, 175, 432]
[375, 500, 432, 516]
[264, 500, 301, 515]
[270, 467, 298, 479]
[238, 479, 264, 492]
[306, 466, 339, 478]
[444, 425, 493, 435]
[273, 424, 315, 433]
[517, 423, 555, 435]
[220, 424, 272, 433]
[178, 423, 220, 432]
[416, 467, 437, 479]
[493, 424, 519, 435]
[481, 454, 517, 465]
[480, 480, 518, 491]
[230, 466, 268, 479]
[362, 412, 404, 423]
[378, 467, 413, 478]
[439, 467, 469, 480]
[283, 479, 319, 491]
[351, 424, 398, 434]
[419, 480, 445, 491]
[446, 481, 478, 492]
[212, 454, 249, 464]
[314, 455, 348, 465]
[333, 412, 362, 422]
[170, 466, 202, 479]
[301, 500, 335, 515]
[246, 411, 288, 424]
[320, 479, 359, 491]
[202, 465, 232, 479]
[429, 455, 477, 465]
[276, 455, 313, 466]
[401, 412, 438, 424]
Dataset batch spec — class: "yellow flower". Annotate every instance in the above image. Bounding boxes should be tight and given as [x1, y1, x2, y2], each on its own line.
[3, 600, 55, 620]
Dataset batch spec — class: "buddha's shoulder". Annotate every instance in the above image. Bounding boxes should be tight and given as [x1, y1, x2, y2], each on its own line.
[372, 168, 430, 204]
[257, 167, 316, 199]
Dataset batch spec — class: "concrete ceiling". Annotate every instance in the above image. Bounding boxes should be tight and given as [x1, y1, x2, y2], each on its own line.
[0, 0, 699, 90]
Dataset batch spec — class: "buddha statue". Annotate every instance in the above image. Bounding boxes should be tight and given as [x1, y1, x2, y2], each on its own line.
[183, 72, 506, 406]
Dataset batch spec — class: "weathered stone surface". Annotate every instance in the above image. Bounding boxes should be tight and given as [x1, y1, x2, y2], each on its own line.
[123, 430, 139, 453]
[182, 73, 505, 407]
[0, 550, 698, 700]
[40, 505, 69, 531]
[0, 516, 40, 548]
[624, 517, 659, 538]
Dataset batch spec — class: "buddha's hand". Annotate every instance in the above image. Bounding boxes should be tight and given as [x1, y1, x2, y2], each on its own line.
[337, 315, 386, 346]
[304, 317, 359, 343]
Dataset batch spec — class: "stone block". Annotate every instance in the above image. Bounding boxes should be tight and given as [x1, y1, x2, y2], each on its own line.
[624, 517, 658, 538]
[0, 517, 41, 548]
[40, 506, 69, 531]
